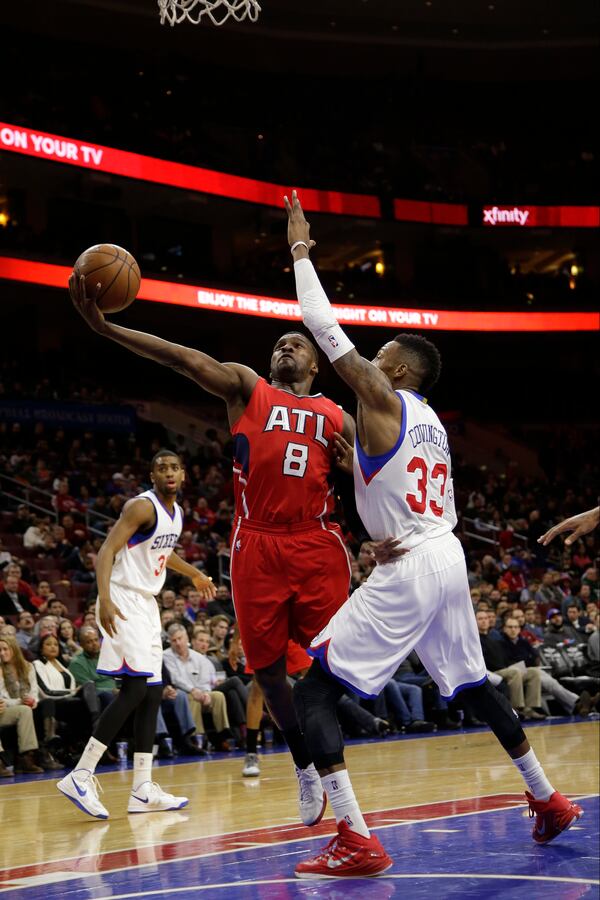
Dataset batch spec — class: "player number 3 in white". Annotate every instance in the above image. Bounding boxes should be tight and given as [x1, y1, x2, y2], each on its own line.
[283, 442, 309, 477]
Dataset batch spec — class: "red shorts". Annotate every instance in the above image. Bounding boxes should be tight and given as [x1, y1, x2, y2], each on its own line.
[231, 518, 351, 671]
[244, 640, 312, 676]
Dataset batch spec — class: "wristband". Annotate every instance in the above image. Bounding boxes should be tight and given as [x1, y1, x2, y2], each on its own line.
[290, 241, 310, 254]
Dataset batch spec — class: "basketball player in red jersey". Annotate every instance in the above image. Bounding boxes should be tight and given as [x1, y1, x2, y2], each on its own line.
[70, 273, 354, 825]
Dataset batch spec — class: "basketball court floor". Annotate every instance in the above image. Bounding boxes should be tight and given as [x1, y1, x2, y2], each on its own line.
[1, 718, 598, 899]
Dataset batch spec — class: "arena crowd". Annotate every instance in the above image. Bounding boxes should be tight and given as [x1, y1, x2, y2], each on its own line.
[0, 369, 598, 777]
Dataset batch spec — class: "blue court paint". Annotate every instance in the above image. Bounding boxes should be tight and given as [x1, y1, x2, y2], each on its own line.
[2, 796, 597, 899]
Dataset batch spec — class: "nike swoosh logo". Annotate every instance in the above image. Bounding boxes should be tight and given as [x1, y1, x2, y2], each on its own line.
[131, 795, 149, 803]
[537, 820, 547, 835]
[327, 851, 360, 868]
[71, 776, 87, 797]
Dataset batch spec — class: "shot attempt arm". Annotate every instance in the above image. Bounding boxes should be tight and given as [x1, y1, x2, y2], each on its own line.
[69, 273, 258, 403]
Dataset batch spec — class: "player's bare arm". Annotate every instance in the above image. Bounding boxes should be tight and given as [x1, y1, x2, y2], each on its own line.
[538, 506, 600, 546]
[166, 552, 217, 601]
[285, 191, 402, 455]
[95, 497, 156, 637]
[69, 273, 258, 422]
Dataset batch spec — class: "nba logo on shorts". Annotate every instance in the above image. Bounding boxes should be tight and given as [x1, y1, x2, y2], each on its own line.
[235, 539, 242, 551]
[328, 334, 339, 349]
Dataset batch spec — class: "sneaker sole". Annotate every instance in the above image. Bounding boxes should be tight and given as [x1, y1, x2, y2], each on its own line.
[295, 860, 393, 879]
[128, 799, 189, 814]
[302, 791, 327, 828]
[243, 770, 260, 777]
[534, 807, 583, 844]
[57, 783, 108, 819]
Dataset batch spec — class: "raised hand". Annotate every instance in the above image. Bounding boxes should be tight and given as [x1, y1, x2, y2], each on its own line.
[284, 190, 316, 251]
[68, 272, 107, 334]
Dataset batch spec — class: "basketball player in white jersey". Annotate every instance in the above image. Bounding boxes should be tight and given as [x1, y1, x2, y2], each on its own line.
[284, 191, 582, 878]
[58, 450, 216, 818]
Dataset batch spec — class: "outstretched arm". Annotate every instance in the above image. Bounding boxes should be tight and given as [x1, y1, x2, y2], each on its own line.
[166, 552, 216, 601]
[69, 274, 258, 404]
[284, 192, 397, 412]
[538, 506, 600, 546]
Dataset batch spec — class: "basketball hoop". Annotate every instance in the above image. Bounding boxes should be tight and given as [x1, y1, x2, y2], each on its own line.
[158, 0, 261, 26]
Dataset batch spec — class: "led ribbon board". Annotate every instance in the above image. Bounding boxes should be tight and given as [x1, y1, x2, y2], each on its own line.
[0, 257, 597, 332]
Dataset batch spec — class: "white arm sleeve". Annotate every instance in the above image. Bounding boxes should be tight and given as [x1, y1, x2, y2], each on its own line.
[293, 258, 355, 363]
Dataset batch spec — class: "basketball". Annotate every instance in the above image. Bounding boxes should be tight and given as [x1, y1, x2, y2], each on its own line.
[73, 244, 141, 313]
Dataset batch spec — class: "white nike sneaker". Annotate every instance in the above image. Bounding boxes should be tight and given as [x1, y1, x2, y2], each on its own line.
[295, 763, 327, 826]
[128, 781, 189, 814]
[242, 753, 260, 777]
[57, 769, 109, 819]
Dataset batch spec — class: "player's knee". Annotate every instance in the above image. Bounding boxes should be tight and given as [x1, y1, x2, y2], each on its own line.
[254, 657, 287, 695]
[293, 661, 343, 724]
[461, 680, 525, 752]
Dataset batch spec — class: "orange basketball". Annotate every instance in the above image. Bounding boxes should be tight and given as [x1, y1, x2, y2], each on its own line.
[73, 244, 141, 314]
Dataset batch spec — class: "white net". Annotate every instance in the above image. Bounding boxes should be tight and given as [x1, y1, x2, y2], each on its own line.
[158, 0, 261, 26]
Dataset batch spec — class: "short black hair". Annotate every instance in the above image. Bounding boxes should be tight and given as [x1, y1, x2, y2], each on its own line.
[276, 332, 319, 366]
[151, 448, 182, 469]
[393, 333, 442, 394]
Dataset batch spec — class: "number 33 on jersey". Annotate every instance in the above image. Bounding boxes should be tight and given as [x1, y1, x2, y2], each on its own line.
[354, 388, 457, 550]
[231, 377, 344, 524]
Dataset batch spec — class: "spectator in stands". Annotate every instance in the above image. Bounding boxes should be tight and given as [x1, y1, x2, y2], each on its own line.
[0, 538, 12, 570]
[160, 659, 206, 757]
[72, 554, 96, 585]
[543, 609, 577, 648]
[522, 606, 545, 643]
[67, 627, 114, 710]
[34, 581, 57, 613]
[164, 624, 232, 751]
[191, 627, 247, 747]
[476, 610, 544, 720]
[160, 609, 176, 647]
[185, 589, 206, 623]
[535, 571, 565, 608]
[159, 589, 176, 611]
[23, 517, 50, 550]
[58, 619, 81, 663]
[208, 614, 231, 664]
[0, 573, 38, 620]
[564, 603, 597, 642]
[581, 567, 599, 603]
[0, 636, 45, 773]
[29, 616, 59, 657]
[15, 611, 36, 654]
[383, 676, 436, 733]
[34, 633, 102, 749]
[207, 586, 235, 621]
[501, 617, 589, 716]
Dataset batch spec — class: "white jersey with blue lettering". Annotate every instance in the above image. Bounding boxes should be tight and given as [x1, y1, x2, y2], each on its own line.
[110, 490, 183, 596]
[353, 388, 457, 550]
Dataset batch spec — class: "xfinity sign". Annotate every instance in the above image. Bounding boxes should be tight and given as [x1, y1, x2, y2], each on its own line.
[483, 206, 531, 226]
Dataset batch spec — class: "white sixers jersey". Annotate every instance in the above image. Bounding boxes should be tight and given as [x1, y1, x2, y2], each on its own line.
[354, 389, 457, 550]
[111, 490, 183, 595]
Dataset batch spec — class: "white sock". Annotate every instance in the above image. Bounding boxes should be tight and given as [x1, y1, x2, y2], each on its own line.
[512, 748, 555, 801]
[321, 769, 370, 838]
[74, 737, 107, 776]
[132, 752, 154, 791]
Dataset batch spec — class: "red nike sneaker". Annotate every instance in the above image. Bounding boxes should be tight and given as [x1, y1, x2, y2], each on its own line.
[295, 820, 392, 879]
[525, 791, 583, 844]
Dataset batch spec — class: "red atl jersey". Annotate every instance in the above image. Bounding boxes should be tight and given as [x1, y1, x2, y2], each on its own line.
[231, 377, 344, 525]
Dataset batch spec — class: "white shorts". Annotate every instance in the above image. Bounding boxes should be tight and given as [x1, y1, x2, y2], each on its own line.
[309, 531, 486, 700]
[96, 583, 163, 684]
